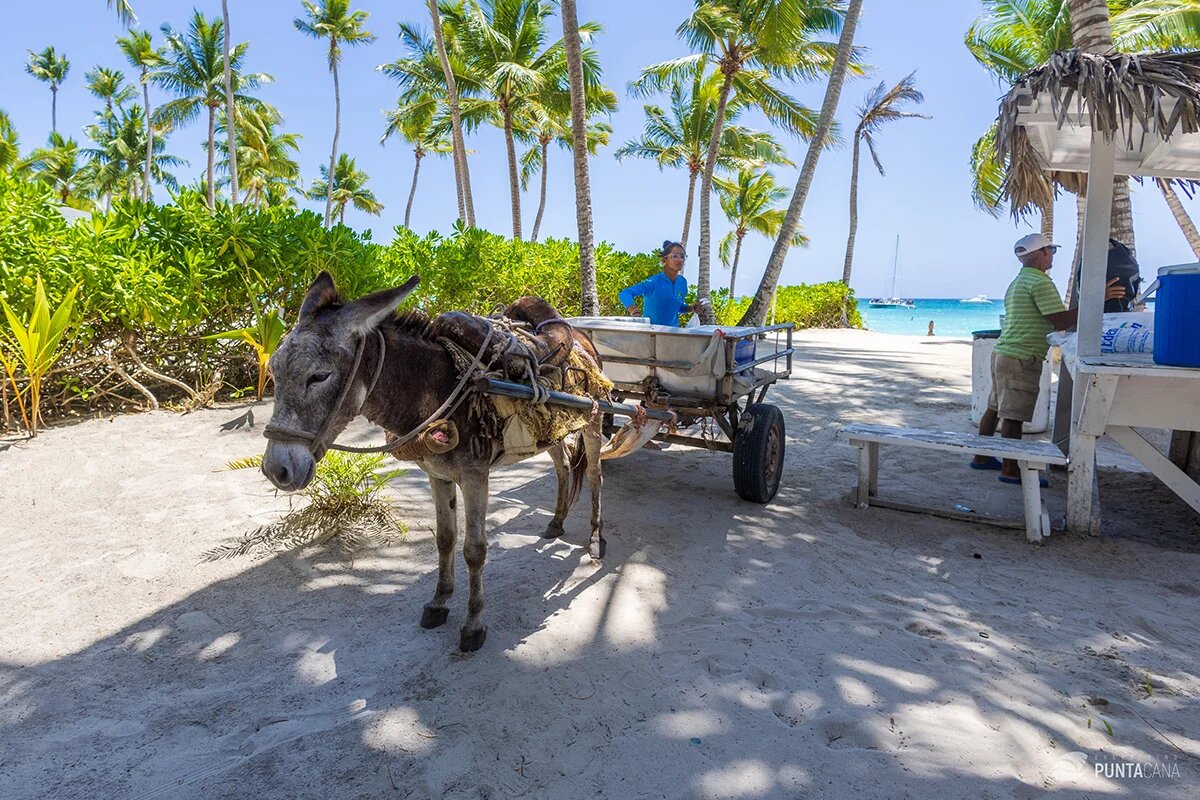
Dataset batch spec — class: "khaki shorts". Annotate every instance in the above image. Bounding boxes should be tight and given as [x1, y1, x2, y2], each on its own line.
[987, 352, 1043, 422]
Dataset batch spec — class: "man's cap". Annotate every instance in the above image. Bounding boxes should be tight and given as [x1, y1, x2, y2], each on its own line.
[1014, 233, 1058, 256]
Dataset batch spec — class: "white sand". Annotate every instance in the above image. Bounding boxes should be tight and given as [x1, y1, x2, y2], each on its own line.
[1, 329, 1197, 799]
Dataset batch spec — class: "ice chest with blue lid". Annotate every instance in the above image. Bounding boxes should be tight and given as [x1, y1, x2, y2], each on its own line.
[1146, 263, 1200, 367]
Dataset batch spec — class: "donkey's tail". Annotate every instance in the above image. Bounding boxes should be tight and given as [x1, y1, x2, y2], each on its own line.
[566, 432, 588, 508]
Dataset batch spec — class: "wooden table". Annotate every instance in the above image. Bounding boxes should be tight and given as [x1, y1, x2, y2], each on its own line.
[1060, 352, 1200, 532]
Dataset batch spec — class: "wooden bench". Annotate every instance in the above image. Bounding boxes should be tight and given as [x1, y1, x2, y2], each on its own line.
[837, 422, 1069, 543]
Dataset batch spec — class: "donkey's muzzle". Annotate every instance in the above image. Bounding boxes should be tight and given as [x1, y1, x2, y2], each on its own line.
[262, 442, 316, 492]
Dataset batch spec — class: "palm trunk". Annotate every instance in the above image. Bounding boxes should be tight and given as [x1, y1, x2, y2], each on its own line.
[531, 139, 549, 242]
[325, 41, 341, 228]
[1067, 191, 1086, 305]
[502, 106, 522, 240]
[1068, 0, 1136, 259]
[697, 69, 736, 323]
[404, 150, 422, 229]
[428, 0, 474, 226]
[740, 0, 862, 327]
[681, 167, 698, 249]
[142, 76, 153, 202]
[729, 232, 744, 295]
[222, 0, 239, 204]
[339, 202, 346, 225]
[561, 0, 598, 315]
[841, 133, 862, 285]
[1109, 176, 1135, 256]
[51, 86, 58, 135]
[1068, 0, 1114, 51]
[206, 104, 216, 209]
[1040, 200, 1054, 239]
[1157, 178, 1200, 258]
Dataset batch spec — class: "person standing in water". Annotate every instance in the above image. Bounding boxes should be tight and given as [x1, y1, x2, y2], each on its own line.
[619, 240, 706, 326]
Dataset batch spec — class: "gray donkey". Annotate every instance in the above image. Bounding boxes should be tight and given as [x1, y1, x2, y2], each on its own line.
[261, 272, 606, 652]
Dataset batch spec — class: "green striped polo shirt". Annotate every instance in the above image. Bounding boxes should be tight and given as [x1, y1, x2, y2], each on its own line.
[995, 267, 1065, 360]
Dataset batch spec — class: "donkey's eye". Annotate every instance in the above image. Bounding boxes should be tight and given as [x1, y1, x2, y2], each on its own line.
[306, 372, 331, 388]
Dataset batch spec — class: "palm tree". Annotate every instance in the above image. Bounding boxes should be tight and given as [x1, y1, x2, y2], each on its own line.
[381, 101, 452, 228]
[518, 86, 616, 242]
[841, 73, 928, 288]
[116, 30, 166, 202]
[107, 0, 136, 26]
[560, 0, 604, 311]
[644, 0, 855, 320]
[217, 106, 303, 209]
[446, 0, 608, 242]
[714, 170, 805, 296]
[0, 111, 20, 174]
[25, 47, 71, 135]
[619, 60, 793, 248]
[428, 0, 474, 225]
[379, 12, 481, 226]
[222, 0, 240, 204]
[21, 133, 90, 206]
[740, 0, 863, 327]
[84, 104, 186, 203]
[85, 67, 136, 119]
[308, 153, 383, 225]
[157, 11, 271, 209]
[965, 1, 1200, 258]
[295, 0, 376, 228]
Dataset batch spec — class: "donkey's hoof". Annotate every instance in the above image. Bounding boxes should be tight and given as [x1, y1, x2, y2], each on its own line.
[588, 536, 606, 561]
[420, 606, 449, 629]
[542, 521, 565, 539]
[459, 625, 487, 652]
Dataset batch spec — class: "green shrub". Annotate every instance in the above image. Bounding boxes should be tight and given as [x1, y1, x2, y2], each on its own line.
[0, 175, 857, 424]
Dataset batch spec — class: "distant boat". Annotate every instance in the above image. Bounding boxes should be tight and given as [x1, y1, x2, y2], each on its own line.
[868, 297, 916, 309]
[868, 235, 915, 309]
[960, 294, 992, 304]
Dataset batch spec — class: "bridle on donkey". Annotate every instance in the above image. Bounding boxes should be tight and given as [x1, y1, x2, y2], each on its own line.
[263, 324, 496, 459]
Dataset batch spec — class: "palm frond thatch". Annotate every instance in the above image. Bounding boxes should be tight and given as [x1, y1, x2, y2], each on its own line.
[995, 48, 1200, 217]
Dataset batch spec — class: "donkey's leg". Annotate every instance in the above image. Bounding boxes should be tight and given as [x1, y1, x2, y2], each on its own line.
[583, 414, 605, 560]
[459, 470, 491, 652]
[543, 441, 571, 539]
[421, 475, 457, 630]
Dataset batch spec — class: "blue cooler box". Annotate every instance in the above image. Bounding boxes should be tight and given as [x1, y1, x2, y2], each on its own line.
[1152, 263, 1200, 368]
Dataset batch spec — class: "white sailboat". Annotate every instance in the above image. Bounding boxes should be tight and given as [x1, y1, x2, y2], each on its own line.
[868, 235, 915, 309]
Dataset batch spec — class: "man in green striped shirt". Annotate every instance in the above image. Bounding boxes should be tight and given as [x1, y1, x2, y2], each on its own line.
[972, 233, 1125, 484]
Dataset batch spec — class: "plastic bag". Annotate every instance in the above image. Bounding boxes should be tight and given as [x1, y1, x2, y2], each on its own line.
[685, 313, 700, 328]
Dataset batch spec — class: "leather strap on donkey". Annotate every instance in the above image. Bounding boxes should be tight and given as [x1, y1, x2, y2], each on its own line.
[263, 324, 496, 457]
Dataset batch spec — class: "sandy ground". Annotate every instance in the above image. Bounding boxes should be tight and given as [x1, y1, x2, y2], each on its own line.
[1, 329, 1198, 800]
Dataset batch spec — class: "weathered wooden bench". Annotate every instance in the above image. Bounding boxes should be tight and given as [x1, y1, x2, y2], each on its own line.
[837, 422, 1069, 543]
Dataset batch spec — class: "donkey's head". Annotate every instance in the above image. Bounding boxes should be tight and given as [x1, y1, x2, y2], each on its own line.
[261, 271, 419, 491]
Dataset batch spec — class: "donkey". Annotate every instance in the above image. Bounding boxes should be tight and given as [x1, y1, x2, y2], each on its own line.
[260, 272, 606, 652]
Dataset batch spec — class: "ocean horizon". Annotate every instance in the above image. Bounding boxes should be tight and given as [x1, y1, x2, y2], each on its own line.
[855, 298, 1004, 337]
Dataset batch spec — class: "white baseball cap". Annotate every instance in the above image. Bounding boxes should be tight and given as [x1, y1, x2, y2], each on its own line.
[1014, 233, 1059, 256]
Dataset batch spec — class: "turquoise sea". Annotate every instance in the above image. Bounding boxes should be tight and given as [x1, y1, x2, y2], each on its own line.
[856, 298, 1004, 337]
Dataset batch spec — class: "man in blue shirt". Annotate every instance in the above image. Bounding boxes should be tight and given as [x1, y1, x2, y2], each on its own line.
[619, 240, 705, 326]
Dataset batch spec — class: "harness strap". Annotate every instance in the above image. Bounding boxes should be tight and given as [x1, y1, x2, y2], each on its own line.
[263, 322, 496, 456]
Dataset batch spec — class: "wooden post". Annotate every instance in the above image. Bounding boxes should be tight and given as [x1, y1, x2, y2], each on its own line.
[1077, 137, 1116, 358]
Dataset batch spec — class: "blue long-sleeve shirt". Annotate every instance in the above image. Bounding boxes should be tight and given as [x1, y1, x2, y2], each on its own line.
[618, 272, 690, 327]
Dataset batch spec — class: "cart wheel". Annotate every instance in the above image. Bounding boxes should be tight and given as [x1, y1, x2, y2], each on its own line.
[732, 403, 785, 503]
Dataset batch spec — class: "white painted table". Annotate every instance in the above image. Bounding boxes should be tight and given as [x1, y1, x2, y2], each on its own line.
[1062, 352, 1200, 531]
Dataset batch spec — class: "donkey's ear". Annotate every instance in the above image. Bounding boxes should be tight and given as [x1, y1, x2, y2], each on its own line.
[299, 271, 340, 319]
[344, 275, 420, 336]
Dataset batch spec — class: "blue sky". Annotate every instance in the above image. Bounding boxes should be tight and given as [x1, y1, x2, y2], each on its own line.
[4, 1, 1198, 298]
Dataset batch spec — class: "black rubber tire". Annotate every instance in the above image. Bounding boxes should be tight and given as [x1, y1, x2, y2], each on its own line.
[732, 403, 785, 503]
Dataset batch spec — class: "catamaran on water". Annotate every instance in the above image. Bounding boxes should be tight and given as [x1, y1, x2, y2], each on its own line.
[868, 235, 915, 309]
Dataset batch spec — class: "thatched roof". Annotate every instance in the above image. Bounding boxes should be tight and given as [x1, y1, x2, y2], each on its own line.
[995, 49, 1200, 217]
